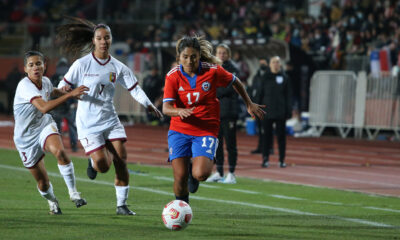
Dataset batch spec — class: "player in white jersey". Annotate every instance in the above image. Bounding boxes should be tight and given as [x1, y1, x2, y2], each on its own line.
[13, 50, 89, 214]
[56, 17, 163, 215]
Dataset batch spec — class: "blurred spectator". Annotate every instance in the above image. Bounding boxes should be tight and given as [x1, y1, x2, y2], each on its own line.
[257, 19, 272, 38]
[26, 10, 45, 50]
[232, 51, 249, 85]
[271, 24, 286, 41]
[4, 66, 22, 115]
[330, 3, 342, 22]
[159, 13, 175, 41]
[10, 5, 25, 23]
[142, 66, 163, 124]
[243, 19, 257, 38]
[249, 58, 273, 155]
[232, 50, 250, 126]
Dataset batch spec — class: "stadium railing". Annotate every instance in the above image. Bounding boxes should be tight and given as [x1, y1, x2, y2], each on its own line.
[364, 74, 400, 139]
[309, 71, 357, 138]
[309, 71, 400, 139]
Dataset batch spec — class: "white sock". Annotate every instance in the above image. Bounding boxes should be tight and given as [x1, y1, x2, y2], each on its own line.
[115, 185, 129, 207]
[90, 158, 95, 169]
[37, 182, 57, 202]
[58, 162, 77, 194]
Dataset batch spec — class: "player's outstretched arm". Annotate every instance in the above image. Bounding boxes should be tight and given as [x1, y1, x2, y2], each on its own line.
[232, 78, 266, 120]
[147, 104, 164, 119]
[129, 85, 163, 119]
[52, 84, 76, 97]
[162, 101, 195, 119]
[32, 85, 89, 114]
[51, 85, 72, 98]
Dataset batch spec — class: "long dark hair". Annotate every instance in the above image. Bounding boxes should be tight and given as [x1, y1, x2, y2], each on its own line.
[56, 16, 112, 56]
[176, 35, 221, 65]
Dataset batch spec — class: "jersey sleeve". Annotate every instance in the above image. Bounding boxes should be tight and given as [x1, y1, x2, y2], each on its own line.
[18, 80, 42, 103]
[59, 60, 80, 88]
[117, 65, 153, 107]
[215, 64, 236, 88]
[117, 65, 139, 91]
[43, 77, 54, 96]
[163, 74, 178, 103]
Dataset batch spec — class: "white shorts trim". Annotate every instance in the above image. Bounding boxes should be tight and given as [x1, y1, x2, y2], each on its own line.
[80, 124, 127, 155]
[17, 122, 59, 168]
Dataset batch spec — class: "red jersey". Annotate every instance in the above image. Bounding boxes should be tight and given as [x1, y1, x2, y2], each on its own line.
[163, 62, 235, 137]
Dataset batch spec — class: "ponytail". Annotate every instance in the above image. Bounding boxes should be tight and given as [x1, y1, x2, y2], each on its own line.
[176, 35, 222, 65]
[55, 16, 111, 57]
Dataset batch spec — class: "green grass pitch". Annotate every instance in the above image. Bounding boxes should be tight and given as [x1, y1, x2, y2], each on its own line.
[0, 148, 399, 240]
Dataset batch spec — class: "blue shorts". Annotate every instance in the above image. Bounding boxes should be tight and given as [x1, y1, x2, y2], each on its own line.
[167, 130, 219, 161]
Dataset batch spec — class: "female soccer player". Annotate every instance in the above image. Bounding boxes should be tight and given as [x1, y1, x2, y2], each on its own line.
[56, 17, 163, 215]
[163, 36, 265, 203]
[13, 50, 89, 214]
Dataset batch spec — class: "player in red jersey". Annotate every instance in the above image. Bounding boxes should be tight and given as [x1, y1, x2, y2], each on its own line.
[163, 36, 265, 203]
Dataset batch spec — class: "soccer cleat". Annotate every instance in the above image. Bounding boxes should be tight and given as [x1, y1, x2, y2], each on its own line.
[251, 149, 261, 154]
[48, 199, 62, 215]
[116, 205, 136, 215]
[220, 172, 237, 184]
[70, 192, 87, 208]
[261, 161, 269, 168]
[188, 162, 199, 193]
[87, 158, 97, 180]
[280, 162, 287, 168]
[205, 172, 222, 183]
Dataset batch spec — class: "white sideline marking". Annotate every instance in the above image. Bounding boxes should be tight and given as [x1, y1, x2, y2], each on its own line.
[127, 169, 149, 176]
[199, 184, 220, 189]
[270, 194, 304, 200]
[151, 177, 223, 189]
[0, 164, 395, 228]
[314, 201, 344, 206]
[230, 189, 259, 194]
[364, 206, 400, 213]
[256, 170, 400, 188]
[153, 176, 174, 182]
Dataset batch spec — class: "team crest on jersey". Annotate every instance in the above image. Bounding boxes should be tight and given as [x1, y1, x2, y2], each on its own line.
[51, 125, 57, 133]
[109, 72, 116, 82]
[202, 81, 210, 91]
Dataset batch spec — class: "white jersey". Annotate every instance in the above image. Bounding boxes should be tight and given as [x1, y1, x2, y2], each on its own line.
[13, 76, 54, 149]
[59, 52, 152, 139]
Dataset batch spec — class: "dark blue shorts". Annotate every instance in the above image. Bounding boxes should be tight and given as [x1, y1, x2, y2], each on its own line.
[167, 130, 218, 161]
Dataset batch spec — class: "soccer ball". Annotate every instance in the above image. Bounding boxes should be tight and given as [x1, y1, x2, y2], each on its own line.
[162, 200, 193, 230]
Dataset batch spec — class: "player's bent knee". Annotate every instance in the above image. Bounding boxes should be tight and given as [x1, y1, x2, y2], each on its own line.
[53, 148, 69, 163]
[52, 148, 63, 158]
[192, 172, 209, 182]
[192, 168, 211, 182]
[96, 158, 111, 173]
[197, 175, 209, 182]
